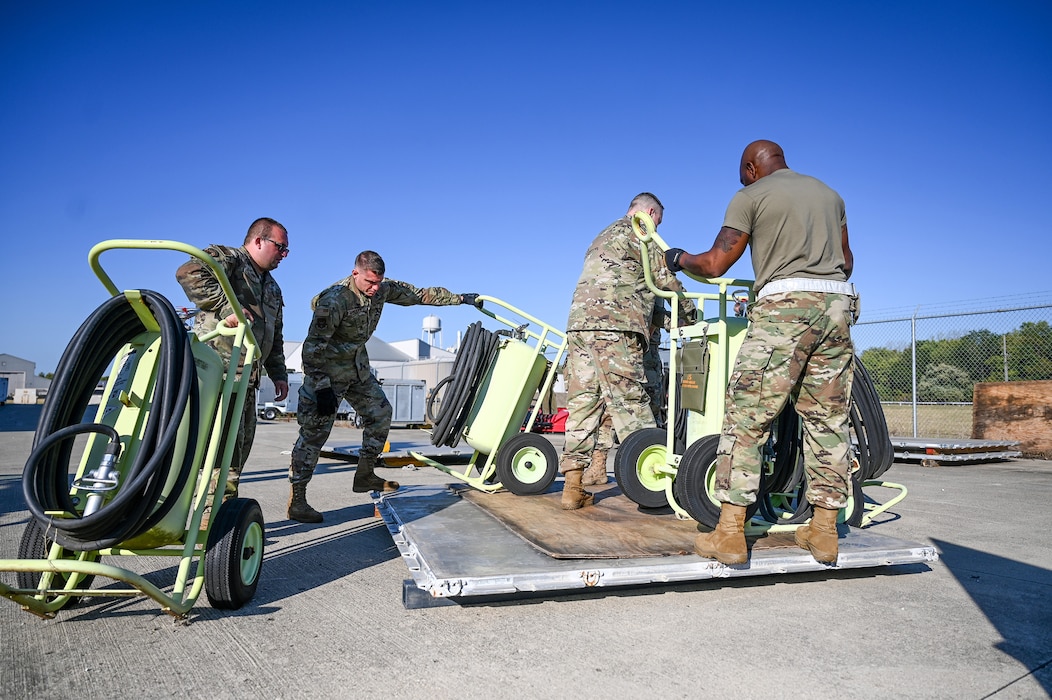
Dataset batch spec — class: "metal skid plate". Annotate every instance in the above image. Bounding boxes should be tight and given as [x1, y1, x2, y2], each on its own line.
[375, 485, 939, 609]
[891, 437, 1022, 464]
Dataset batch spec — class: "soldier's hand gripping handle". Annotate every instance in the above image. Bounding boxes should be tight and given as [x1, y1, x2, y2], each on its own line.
[460, 293, 482, 308]
[665, 248, 686, 273]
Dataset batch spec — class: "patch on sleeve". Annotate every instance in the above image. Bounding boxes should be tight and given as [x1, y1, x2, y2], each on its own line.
[312, 307, 331, 332]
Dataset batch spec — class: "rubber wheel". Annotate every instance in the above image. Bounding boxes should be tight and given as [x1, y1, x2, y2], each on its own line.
[262, 407, 279, 421]
[495, 433, 559, 495]
[673, 434, 761, 528]
[614, 428, 671, 509]
[16, 518, 97, 606]
[205, 498, 265, 610]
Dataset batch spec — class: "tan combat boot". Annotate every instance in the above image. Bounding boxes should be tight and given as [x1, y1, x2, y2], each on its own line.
[694, 503, 748, 565]
[795, 504, 840, 563]
[581, 449, 608, 486]
[288, 483, 323, 523]
[353, 455, 400, 493]
[560, 468, 594, 510]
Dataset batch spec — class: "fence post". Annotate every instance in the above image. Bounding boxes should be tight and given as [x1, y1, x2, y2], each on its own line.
[1002, 333, 1008, 382]
[911, 309, 918, 437]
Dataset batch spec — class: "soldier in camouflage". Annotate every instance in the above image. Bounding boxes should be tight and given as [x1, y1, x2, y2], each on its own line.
[581, 299, 668, 487]
[561, 193, 696, 509]
[176, 217, 290, 505]
[666, 140, 858, 565]
[287, 250, 481, 523]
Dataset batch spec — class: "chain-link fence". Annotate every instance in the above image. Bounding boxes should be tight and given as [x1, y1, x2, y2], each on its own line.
[852, 293, 1052, 438]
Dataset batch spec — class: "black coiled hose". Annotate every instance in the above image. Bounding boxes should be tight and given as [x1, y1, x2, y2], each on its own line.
[428, 321, 501, 448]
[758, 356, 891, 523]
[22, 291, 200, 552]
[849, 357, 894, 480]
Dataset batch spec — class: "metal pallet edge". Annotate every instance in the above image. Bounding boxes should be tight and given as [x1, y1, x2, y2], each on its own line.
[375, 486, 939, 610]
[894, 450, 1022, 463]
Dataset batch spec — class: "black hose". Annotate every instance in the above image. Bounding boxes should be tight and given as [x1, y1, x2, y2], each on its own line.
[22, 291, 200, 552]
[758, 356, 890, 522]
[430, 322, 501, 448]
[425, 375, 454, 426]
[850, 357, 894, 479]
[767, 404, 803, 494]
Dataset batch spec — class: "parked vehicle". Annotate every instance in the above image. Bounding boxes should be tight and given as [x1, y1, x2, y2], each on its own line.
[256, 374, 427, 427]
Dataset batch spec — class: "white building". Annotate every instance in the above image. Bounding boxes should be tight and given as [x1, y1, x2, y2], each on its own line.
[0, 353, 52, 402]
[280, 317, 461, 391]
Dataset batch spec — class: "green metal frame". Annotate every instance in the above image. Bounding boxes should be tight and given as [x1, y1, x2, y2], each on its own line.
[859, 480, 909, 527]
[630, 212, 755, 521]
[0, 239, 258, 619]
[410, 294, 567, 492]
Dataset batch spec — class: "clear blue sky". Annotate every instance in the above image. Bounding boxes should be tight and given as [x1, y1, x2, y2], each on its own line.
[2, 1, 1050, 374]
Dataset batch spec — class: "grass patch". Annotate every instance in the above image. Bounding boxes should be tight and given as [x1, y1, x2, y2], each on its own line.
[880, 403, 973, 439]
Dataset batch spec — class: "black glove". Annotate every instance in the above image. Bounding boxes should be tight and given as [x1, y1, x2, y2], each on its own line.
[460, 293, 482, 308]
[315, 387, 338, 416]
[665, 248, 686, 273]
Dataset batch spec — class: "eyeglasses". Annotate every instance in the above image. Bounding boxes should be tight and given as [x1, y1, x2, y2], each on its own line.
[263, 238, 290, 255]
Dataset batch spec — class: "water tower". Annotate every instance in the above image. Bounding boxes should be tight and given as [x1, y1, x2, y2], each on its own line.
[422, 314, 442, 347]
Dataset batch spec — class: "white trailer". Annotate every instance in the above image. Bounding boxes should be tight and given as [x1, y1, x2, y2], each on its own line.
[257, 374, 427, 427]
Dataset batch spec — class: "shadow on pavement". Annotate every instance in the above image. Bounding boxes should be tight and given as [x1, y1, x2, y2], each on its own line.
[48, 502, 398, 623]
[931, 538, 1052, 697]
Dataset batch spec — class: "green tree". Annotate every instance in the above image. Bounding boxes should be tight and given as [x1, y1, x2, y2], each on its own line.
[859, 346, 911, 401]
[918, 363, 972, 402]
[1007, 321, 1052, 380]
[939, 329, 1002, 382]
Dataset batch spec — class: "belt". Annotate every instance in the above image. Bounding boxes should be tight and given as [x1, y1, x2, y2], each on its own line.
[756, 277, 857, 299]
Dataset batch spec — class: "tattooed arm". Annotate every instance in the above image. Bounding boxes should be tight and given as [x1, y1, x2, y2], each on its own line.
[674, 226, 750, 279]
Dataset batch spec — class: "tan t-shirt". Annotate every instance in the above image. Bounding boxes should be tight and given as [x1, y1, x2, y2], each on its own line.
[723, 169, 848, 293]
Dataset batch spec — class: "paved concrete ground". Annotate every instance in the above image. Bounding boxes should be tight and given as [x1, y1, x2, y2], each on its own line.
[1, 403, 1050, 699]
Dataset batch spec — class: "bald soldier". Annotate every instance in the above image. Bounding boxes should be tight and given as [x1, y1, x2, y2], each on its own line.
[665, 140, 858, 565]
[559, 193, 696, 509]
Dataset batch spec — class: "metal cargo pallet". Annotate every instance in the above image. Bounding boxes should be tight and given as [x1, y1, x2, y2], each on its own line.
[375, 485, 939, 609]
[890, 437, 1022, 464]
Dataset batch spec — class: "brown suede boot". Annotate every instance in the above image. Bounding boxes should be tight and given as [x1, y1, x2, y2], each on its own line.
[694, 503, 748, 565]
[795, 504, 840, 563]
[353, 455, 400, 493]
[581, 450, 609, 486]
[560, 469, 594, 510]
[288, 483, 323, 523]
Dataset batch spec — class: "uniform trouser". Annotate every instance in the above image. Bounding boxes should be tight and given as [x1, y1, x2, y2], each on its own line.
[713, 291, 856, 510]
[213, 386, 257, 499]
[560, 330, 655, 473]
[566, 354, 616, 454]
[289, 372, 392, 485]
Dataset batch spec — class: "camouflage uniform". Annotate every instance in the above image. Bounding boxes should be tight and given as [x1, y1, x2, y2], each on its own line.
[596, 301, 668, 436]
[289, 277, 463, 485]
[176, 244, 287, 498]
[714, 291, 856, 509]
[561, 216, 695, 474]
[709, 166, 857, 512]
